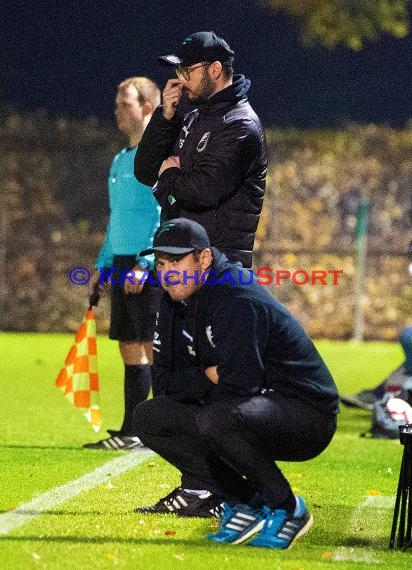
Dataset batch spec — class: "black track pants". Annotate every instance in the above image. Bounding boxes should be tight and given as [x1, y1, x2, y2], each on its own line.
[133, 394, 336, 510]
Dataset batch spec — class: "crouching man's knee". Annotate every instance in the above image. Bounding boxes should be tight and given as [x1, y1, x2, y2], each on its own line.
[196, 401, 242, 441]
[132, 400, 152, 436]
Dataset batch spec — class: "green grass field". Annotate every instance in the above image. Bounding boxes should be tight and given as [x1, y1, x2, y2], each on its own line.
[0, 332, 410, 569]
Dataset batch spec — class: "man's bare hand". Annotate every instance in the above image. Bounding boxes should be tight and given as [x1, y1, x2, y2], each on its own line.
[205, 365, 219, 384]
[123, 267, 146, 294]
[162, 79, 184, 120]
[158, 155, 180, 177]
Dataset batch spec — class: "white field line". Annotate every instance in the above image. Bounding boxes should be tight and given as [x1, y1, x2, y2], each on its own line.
[0, 449, 154, 535]
[350, 493, 395, 524]
[332, 494, 396, 564]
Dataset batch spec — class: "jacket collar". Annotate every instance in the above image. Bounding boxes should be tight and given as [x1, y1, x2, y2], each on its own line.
[199, 74, 251, 112]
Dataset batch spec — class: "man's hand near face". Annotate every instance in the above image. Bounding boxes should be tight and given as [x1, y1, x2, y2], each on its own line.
[162, 79, 184, 120]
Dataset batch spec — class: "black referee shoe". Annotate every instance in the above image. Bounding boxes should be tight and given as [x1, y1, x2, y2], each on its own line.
[134, 487, 223, 518]
[83, 435, 144, 450]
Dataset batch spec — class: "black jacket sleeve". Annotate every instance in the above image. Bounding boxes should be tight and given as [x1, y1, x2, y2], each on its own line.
[155, 119, 259, 212]
[134, 107, 182, 186]
[164, 367, 214, 403]
[206, 295, 269, 400]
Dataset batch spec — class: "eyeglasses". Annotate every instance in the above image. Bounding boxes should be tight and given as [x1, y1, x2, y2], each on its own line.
[176, 62, 209, 81]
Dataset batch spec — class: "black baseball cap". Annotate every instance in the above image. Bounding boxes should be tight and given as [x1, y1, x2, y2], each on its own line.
[158, 31, 234, 67]
[139, 218, 211, 256]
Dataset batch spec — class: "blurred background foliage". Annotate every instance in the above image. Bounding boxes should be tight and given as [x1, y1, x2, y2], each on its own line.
[0, 109, 411, 339]
[262, 0, 410, 49]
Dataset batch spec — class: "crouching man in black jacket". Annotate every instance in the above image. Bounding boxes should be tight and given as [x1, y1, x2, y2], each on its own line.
[132, 218, 339, 550]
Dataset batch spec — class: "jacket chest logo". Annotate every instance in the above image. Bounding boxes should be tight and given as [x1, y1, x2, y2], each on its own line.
[206, 325, 216, 348]
[178, 111, 199, 149]
[197, 132, 210, 152]
[178, 125, 191, 148]
[182, 329, 196, 356]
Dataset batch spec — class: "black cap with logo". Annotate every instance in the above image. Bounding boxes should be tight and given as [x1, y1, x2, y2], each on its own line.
[159, 31, 234, 67]
[139, 218, 211, 256]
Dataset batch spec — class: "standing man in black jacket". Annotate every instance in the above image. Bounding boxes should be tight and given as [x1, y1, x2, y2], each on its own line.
[132, 218, 339, 550]
[134, 31, 267, 268]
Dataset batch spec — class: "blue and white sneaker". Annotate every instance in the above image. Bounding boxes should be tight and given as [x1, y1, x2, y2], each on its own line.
[205, 502, 270, 544]
[248, 497, 313, 549]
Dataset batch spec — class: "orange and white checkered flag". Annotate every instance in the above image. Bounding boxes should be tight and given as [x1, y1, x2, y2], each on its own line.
[55, 309, 102, 432]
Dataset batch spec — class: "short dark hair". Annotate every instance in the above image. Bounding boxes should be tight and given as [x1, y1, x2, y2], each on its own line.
[221, 61, 233, 81]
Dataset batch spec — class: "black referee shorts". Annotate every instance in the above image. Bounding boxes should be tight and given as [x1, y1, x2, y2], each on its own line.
[109, 255, 162, 342]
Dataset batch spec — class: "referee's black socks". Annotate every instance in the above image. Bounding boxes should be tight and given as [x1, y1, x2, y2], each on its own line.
[120, 364, 151, 435]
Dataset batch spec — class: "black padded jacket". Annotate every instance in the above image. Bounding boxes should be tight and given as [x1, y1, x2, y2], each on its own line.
[134, 75, 267, 267]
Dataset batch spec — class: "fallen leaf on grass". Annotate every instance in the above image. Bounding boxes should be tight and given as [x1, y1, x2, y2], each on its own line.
[165, 529, 176, 536]
[321, 551, 334, 559]
[367, 489, 381, 496]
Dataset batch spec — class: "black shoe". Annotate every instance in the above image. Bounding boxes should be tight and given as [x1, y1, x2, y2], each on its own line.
[83, 435, 144, 450]
[340, 389, 376, 411]
[134, 487, 223, 518]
